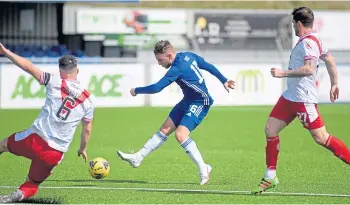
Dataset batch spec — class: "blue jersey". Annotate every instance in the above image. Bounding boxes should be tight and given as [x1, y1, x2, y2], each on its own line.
[135, 52, 228, 105]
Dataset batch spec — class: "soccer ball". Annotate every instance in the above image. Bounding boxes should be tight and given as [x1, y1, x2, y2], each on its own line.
[88, 157, 110, 179]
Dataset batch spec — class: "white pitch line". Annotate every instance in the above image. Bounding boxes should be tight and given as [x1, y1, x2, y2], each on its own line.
[0, 186, 349, 198]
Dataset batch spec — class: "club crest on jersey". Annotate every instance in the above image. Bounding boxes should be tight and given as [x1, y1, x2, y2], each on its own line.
[305, 42, 312, 51]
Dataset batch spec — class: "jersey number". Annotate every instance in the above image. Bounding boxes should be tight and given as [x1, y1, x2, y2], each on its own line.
[190, 105, 198, 113]
[190, 61, 204, 84]
[189, 105, 202, 117]
[56, 96, 76, 121]
[297, 112, 308, 123]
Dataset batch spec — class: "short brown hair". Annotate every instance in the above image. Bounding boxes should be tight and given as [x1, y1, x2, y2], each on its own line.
[59, 55, 77, 70]
[292, 7, 314, 28]
[153, 40, 173, 54]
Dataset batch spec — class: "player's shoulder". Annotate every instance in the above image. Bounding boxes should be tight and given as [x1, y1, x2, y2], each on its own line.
[84, 92, 96, 109]
[42, 72, 62, 87]
[175, 51, 201, 65]
[309, 32, 321, 39]
[73, 85, 96, 109]
[180, 51, 201, 59]
[301, 33, 322, 45]
[300, 38, 321, 54]
[50, 73, 62, 81]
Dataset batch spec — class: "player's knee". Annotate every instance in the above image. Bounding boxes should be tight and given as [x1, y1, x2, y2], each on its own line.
[159, 127, 172, 136]
[0, 138, 7, 146]
[312, 132, 329, 146]
[159, 118, 176, 136]
[265, 124, 278, 137]
[174, 130, 187, 143]
[309, 127, 329, 146]
[0, 138, 9, 152]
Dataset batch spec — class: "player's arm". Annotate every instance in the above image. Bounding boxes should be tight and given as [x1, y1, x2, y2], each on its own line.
[80, 120, 92, 151]
[320, 53, 339, 102]
[281, 58, 318, 77]
[195, 54, 234, 91]
[273, 39, 319, 78]
[0, 43, 41, 83]
[196, 55, 228, 84]
[133, 66, 181, 95]
[78, 119, 92, 162]
[78, 103, 94, 162]
[320, 54, 338, 86]
[135, 77, 173, 94]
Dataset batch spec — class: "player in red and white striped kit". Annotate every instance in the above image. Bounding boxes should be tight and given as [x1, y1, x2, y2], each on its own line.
[0, 43, 95, 203]
[252, 7, 350, 194]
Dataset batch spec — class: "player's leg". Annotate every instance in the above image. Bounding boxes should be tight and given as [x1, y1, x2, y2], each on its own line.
[17, 154, 63, 201]
[176, 102, 212, 185]
[252, 96, 295, 194]
[0, 137, 9, 154]
[0, 135, 20, 202]
[1, 160, 61, 203]
[300, 103, 350, 165]
[5, 131, 35, 159]
[1, 132, 63, 203]
[0, 131, 23, 154]
[1, 132, 34, 158]
[309, 126, 350, 164]
[251, 117, 286, 194]
[117, 102, 183, 168]
[0, 132, 30, 203]
[2, 161, 52, 203]
[264, 117, 288, 177]
[132, 117, 176, 163]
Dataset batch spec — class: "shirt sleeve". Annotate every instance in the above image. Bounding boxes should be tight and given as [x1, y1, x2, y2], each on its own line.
[82, 96, 95, 122]
[302, 39, 321, 60]
[135, 66, 182, 94]
[39, 71, 52, 86]
[195, 54, 227, 84]
[320, 42, 329, 57]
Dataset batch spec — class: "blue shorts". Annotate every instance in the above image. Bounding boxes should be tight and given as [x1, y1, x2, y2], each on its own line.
[169, 100, 211, 132]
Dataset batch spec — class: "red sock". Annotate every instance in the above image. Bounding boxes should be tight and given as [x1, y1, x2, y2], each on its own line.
[266, 136, 280, 169]
[325, 136, 350, 165]
[19, 181, 38, 199]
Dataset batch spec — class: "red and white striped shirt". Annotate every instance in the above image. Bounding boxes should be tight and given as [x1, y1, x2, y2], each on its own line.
[29, 72, 95, 152]
[282, 32, 329, 103]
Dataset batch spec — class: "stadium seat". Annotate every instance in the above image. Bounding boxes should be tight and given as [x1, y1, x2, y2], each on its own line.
[33, 50, 46, 57]
[72, 50, 85, 58]
[46, 50, 60, 57]
[19, 50, 33, 57]
[1, 43, 94, 58]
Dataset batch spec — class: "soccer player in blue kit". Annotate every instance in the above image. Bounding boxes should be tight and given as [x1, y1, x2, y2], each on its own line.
[117, 40, 235, 185]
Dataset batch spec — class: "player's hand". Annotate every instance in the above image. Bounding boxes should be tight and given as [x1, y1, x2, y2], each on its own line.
[270, 68, 285, 78]
[130, 88, 137, 96]
[0, 43, 8, 55]
[78, 148, 88, 162]
[330, 84, 339, 103]
[224, 79, 235, 92]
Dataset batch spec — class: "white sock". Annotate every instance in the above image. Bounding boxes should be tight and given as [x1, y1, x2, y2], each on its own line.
[181, 137, 206, 173]
[135, 131, 168, 161]
[264, 168, 277, 179]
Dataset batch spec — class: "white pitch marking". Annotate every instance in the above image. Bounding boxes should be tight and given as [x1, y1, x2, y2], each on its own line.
[0, 186, 350, 198]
